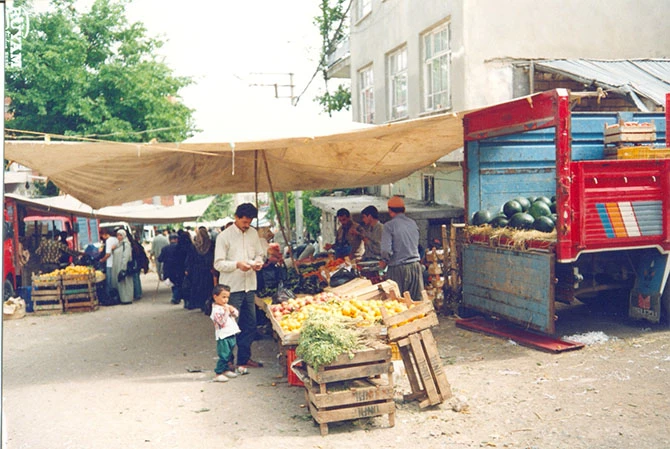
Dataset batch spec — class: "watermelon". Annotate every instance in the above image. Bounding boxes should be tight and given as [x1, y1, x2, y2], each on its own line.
[489, 215, 509, 228]
[528, 201, 552, 219]
[472, 210, 492, 226]
[503, 200, 523, 218]
[513, 196, 531, 212]
[533, 216, 555, 233]
[508, 212, 535, 230]
[527, 196, 537, 204]
[550, 201, 556, 213]
[535, 195, 552, 205]
[550, 213, 557, 223]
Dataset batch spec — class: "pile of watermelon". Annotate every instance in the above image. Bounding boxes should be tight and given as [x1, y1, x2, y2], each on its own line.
[471, 196, 557, 233]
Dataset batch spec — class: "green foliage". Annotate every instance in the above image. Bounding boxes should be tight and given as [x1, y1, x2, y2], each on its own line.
[310, 0, 352, 115]
[315, 84, 351, 115]
[186, 194, 234, 221]
[5, 0, 196, 143]
[296, 310, 362, 371]
[266, 190, 329, 241]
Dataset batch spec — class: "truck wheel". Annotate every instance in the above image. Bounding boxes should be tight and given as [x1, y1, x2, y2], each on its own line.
[3, 279, 15, 301]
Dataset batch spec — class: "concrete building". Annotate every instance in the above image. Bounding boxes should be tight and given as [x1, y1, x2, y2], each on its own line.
[327, 0, 670, 207]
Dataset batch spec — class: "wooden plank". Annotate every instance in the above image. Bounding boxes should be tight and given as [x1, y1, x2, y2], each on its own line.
[420, 329, 452, 400]
[381, 300, 433, 327]
[325, 344, 390, 366]
[408, 333, 441, 407]
[308, 361, 391, 384]
[305, 380, 394, 408]
[398, 342, 423, 400]
[308, 398, 395, 425]
[387, 313, 439, 342]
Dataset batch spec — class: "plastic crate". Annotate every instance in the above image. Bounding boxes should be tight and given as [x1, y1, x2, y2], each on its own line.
[286, 348, 304, 387]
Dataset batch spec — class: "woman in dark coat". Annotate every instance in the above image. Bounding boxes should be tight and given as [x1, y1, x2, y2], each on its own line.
[184, 227, 215, 311]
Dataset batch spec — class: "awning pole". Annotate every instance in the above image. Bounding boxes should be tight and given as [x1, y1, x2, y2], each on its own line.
[254, 150, 259, 220]
[261, 150, 298, 271]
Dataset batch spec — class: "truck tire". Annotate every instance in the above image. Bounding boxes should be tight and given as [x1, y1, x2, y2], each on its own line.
[3, 278, 15, 301]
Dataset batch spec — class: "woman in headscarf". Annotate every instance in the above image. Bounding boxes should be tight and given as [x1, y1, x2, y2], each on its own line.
[184, 226, 215, 312]
[111, 229, 134, 305]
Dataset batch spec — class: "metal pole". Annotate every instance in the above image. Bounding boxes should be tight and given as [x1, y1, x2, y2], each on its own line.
[295, 191, 303, 244]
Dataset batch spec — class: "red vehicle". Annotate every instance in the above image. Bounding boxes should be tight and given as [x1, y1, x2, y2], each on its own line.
[460, 89, 669, 333]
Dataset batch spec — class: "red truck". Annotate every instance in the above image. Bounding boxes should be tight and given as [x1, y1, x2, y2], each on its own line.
[460, 89, 669, 334]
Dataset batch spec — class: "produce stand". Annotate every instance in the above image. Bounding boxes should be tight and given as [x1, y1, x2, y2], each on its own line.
[260, 278, 402, 378]
[30, 268, 102, 314]
[292, 342, 395, 436]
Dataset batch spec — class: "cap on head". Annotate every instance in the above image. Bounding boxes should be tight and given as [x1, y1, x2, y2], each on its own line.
[387, 196, 405, 208]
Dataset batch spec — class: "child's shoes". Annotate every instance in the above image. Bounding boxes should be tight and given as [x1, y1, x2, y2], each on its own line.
[213, 374, 229, 382]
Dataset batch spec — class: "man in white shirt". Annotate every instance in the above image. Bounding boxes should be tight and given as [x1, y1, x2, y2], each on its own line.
[99, 228, 118, 300]
[213, 203, 266, 370]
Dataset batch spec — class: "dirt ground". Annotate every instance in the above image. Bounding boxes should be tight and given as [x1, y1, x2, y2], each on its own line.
[3, 271, 670, 449]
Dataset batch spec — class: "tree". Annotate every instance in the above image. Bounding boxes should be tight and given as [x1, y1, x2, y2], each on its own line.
[5, 0, 196, 143]
[295, 0, 352, 116]
[187, 194, 234, 222]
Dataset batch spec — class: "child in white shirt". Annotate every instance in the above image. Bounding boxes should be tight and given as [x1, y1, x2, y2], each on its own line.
[210, 284, 246, 382]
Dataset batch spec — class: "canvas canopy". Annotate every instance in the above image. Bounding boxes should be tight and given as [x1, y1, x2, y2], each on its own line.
[5, 193, 215, 224]
[4, 111, 466, 209]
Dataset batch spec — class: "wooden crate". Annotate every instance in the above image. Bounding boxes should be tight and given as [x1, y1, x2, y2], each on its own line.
[380, 297, 451, 408]
[300, 343, 395, 436]
[62, 273, 98, 312]
[396, 329, 452, 408]
[604, 122, 656, 144]
[31, 276, 62, 314]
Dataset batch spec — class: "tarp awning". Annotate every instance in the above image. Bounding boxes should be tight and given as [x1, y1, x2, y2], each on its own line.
[5, 193, 215, 224]
[4, 111, 466, 209]
[535, 59, 670, 111]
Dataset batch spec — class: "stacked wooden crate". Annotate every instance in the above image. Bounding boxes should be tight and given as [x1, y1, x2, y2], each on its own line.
[603, 122, 669, 159]
[31, 274, 63, 314]
[296, 342, 395, 436]
[62, 271, 98, 312]
[381, 292, 452, 408]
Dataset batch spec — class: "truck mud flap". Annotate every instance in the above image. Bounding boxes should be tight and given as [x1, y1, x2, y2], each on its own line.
[462, 244, 555, 334]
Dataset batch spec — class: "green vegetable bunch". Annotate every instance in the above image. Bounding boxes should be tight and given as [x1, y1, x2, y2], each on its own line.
[296, 311, 363, 371]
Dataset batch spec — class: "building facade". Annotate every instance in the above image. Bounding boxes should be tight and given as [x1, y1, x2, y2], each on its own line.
[329, 0, 670, 206]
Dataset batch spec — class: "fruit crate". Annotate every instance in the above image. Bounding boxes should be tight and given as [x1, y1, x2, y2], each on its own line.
[62, 273, 98, 312]
[31, 275, 63, 314]
[295, 343, 395, 436]
[380, 297, 451, 408]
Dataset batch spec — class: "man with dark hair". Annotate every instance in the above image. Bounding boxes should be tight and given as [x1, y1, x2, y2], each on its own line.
[381, 196, 424, 301]
[360, 205, 383, 260]
[213, 203, 266, 370]
[324, 208, 365, 259]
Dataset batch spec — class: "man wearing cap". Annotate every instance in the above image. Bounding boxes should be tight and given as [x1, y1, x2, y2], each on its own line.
[381, 196, 424, 301]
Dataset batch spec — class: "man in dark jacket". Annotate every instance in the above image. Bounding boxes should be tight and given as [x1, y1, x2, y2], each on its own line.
[158, 234, 183, 304]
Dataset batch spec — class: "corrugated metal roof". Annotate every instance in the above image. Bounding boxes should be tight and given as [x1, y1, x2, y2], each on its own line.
[535, 59, 670, 111]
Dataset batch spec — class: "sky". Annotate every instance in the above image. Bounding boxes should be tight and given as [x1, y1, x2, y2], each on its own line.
[122, 0, 355, 141]
[29, 0, 354, 141]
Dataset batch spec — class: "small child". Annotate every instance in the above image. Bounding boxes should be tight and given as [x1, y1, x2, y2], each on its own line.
[210, 284, 246, 382]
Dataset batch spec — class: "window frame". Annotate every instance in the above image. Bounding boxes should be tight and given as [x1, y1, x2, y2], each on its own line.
[422, 22, 452, 113]
[359, 65, 375, 124]
[355, 0, 372, 23]
[387, 45, 408, 121]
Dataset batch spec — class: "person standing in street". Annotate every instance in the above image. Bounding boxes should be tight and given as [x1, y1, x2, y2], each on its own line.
[214, 203, 266, 370]
[381, 196, 424, 301]
[158, 233, 183, 305]
[99, 228, 119, 303]
[150, 229, 169, 280]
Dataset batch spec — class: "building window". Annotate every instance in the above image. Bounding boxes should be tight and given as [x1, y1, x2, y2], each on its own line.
[359, 66, 375, 124]
[388, 46, 408, 120]
[355, 0, 372, 22]
[423, 174, 435, 204]
[422, 22, 451, 112]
